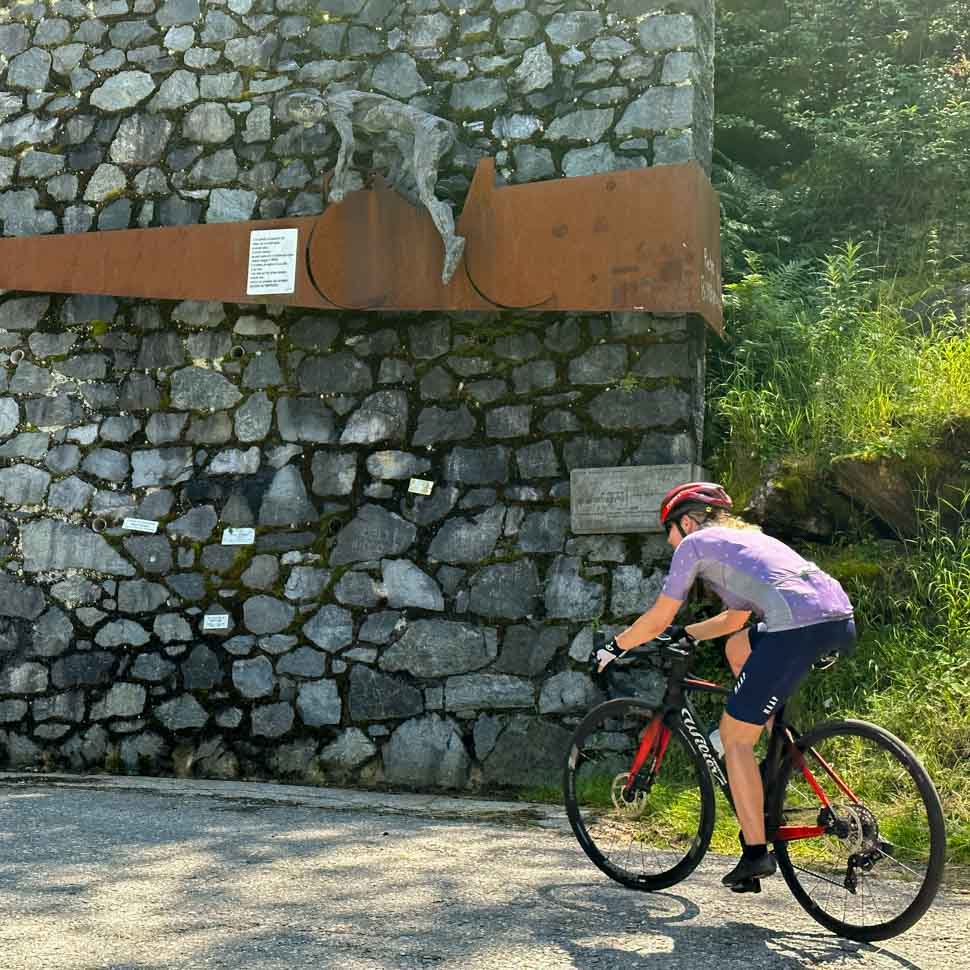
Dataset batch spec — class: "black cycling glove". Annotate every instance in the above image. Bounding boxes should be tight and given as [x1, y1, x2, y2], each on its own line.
[656, 624, 695, 644]
[589, 636, 625, 673]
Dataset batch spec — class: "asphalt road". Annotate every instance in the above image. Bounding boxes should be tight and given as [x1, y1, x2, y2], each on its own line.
[0, 775, 966, 970]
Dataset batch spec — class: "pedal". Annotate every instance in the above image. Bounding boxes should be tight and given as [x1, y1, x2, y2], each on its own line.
[730, 877, 762, 894]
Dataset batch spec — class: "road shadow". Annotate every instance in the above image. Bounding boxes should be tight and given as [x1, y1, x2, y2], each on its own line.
[540, 881, 929, 970]
[0, 784, 950, 970]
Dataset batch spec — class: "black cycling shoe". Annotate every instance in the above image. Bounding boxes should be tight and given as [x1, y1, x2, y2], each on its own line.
[730, 877, 762, 894]
[721, 852, 776, 887]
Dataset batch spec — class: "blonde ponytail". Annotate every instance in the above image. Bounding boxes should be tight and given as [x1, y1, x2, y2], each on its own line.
[676, 501, 760, 532]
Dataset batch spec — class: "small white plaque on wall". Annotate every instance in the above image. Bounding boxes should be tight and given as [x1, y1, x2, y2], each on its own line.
[122, 518, 159, 534]
[408, 478, 434, 496]
[222, 528, 256, 546]
[246, 228, 298, 295]
[202, 613, 231, 632]
[570, 464, 706, 535]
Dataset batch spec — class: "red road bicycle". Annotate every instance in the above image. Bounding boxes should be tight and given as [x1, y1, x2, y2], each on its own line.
[563, 635, 946, 942]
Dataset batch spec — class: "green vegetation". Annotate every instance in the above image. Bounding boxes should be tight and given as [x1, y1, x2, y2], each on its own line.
[707, 243, 970, 504]
[798, 508, 970, 870]
[716, 0, 970, 276]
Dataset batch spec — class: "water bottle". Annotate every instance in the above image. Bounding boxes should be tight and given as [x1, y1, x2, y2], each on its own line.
[709, 728, 725, 757]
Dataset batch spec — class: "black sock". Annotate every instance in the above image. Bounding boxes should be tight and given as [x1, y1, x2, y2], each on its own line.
[742, 842, 767, 861]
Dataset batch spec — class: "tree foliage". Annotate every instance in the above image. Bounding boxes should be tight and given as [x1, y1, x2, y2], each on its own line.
[715, 0, 970, 275]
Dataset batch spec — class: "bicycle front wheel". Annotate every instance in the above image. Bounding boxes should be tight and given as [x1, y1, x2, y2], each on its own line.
[564, 698, 715, 891]
[772, 719, 946, 942]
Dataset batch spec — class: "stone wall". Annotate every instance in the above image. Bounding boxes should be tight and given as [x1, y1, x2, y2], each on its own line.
[0, 0, 715, 789]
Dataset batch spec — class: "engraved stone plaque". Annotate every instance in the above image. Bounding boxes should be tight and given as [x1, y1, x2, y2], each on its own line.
[570, 464, 706, 535]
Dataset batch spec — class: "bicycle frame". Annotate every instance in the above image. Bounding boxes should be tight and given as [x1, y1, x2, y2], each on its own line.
[620, 652, 865, 845]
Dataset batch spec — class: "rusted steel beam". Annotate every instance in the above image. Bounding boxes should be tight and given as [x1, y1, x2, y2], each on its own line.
[0, 215, 327, 308]
[460, 158, 722, 325]
[0, 159, 723, 333]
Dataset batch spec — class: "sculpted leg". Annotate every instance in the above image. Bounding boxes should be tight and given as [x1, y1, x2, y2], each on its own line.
[412, 125, 464, 284]
[329, 108, 357, 205]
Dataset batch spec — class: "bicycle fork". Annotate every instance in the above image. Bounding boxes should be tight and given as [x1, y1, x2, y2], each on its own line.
[622, 716, 671, 797]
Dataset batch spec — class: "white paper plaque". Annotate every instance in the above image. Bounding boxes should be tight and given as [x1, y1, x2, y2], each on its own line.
[408, 478, 434, 496]
[202, 613, 231, 631]
[222, 528, 256, 546]
[122, 518, 159, 534]
[571, 464, 706, 535]
[246, 228, 298, 296]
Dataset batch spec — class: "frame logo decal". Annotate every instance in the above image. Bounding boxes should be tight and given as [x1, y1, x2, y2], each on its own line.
[682, 708, 728, 787]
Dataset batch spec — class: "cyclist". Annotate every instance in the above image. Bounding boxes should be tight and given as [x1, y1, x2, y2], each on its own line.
[591, 481, 856, 888]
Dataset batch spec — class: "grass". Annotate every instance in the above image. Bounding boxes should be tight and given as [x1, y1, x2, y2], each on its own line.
[531, 733, 955, 882]
[795, 504, 970, 876]
[708, 244, 970, 505]
[522, 776, 742, 858]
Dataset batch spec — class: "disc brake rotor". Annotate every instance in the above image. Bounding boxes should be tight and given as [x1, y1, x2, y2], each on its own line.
[610, 772, 650, 818]
[835, 804, 881, 855]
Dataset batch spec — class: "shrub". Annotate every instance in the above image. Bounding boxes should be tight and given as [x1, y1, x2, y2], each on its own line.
[707, 243, 970, 502]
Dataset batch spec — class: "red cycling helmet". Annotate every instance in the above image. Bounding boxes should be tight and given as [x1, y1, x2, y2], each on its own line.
[659, 481, 733, 527]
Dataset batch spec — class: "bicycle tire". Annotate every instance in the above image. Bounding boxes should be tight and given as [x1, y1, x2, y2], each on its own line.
[772, 718, 946, 942]
[564, 698, 716, 891]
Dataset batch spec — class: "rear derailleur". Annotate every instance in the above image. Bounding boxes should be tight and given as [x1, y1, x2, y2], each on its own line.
[817, 805, 886, 893]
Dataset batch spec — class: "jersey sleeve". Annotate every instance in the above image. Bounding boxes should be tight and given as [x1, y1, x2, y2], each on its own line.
[662, 537, 701, 602]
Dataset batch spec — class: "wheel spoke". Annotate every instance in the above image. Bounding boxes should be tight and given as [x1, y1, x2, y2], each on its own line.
[872, 846, 927, 881]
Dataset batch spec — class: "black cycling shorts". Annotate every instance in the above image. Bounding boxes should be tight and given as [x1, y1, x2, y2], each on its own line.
[725, 617, 857, 726]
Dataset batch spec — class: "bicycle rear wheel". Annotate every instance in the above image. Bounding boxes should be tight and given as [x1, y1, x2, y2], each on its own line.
[564, 698, 715, 891]
[772, 719, 946, 942]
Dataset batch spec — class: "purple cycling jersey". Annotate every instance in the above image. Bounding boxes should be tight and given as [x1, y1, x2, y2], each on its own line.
[662, 526, 853, 632]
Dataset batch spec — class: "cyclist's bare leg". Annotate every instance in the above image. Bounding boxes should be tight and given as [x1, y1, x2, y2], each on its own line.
[719, 711, 766, 844]
[725, 629, 750, 676]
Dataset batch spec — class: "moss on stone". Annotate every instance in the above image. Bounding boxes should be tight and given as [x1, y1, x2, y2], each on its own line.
[103, 748, 122, 774]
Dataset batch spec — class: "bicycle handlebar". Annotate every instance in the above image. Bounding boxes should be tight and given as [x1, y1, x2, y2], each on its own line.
[592, 634, 697, 696]
[615, 636, 696, 668]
